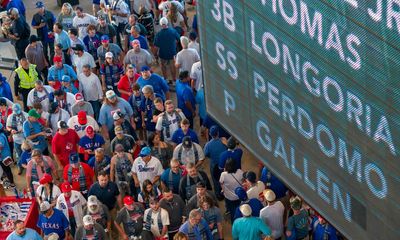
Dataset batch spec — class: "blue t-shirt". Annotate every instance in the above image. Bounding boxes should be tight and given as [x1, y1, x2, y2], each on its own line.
[129, 35, 149, 50]
[37, 208, 69, 239]
[0, 133, 11, 160]
[219, 148, 243, 170]
[204, 138, 227, 167]
[23, 120, 47, 152]
[179, 219, 213, 240]
[136, 74, 169, 101]
[31, 11, 56, 43]
[55, 30, 71, 50]
[175, 80, 196, 118]
[7, 0, 26, 17]
[260, 167, 288, 199]
[48, 64, 78, 82]
[195, 88, 206, 120]
[6, 228, 42, 240]
[154, 28, 180, 59]
[160, 168, 182, 194]
[312, 217, 339, 240]
[98, 97, 133, 130]
[79, 134, 105, 151]
[18, 150, 31, 166]
[232, 216, 271, 240]
[0, 82, 14, 102]
[171, 128, 199, 145]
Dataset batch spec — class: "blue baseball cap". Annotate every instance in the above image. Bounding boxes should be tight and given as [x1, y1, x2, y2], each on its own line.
[101, 35, 109, 42]
[141, 66, 151, 72]
[69, 153, 80, 164]
[36, 1, 44, 8]
[61, 75, 71, 82]
[139, 147, 151, 157]
[209, 125, 219, 137]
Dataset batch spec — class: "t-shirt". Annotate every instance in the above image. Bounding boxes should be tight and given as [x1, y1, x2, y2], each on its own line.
[6, 228, 42, 240]
[247, 181, 265, 200]
[175, 80, 196, 118]
[78, 73, 103, 101]
[204, 138, 227, 167]
[159, 195, 186, 232]
[36, 184, 62, 204]
[155, 111, 186, 141]
[47, 109, 71, 134]
[190, 61, 203, 91]
[287, 209, 309, 239]
[88, 182, 120, 210]
[171, 128, 199, 145]
[176, 48, 200, 73]
[37, 208, 70, 239]
[131, 156, 163, 185]
[117, 74, 140, 101]
[115, 205, 145, 236]
[219, 169, 244, 201]
[31, 10, 56, 43]
[195, 88, 206, 120]
[98, 98, 133, 130]
[79, 134, 105, 151]
[55, 30, 71, 50]
[72, 14, 97, 39]
[123, 49, 153, 72]
[22, 120, 47, 152]
[72, 52, 96, 75]
[136, 74, 169, 101]
[63, 162, 94, 192]
[260, 201, 285, 239]
[160, 168, 182, 194]
[97, 43, 122, 63]
[110, 135, 136, 152]
[172, 143, 205, 166]
[232, 216, 271, 240]
[67, 115, 100, 138]
[219, 148, 243, 170]
[143, 208, 170, 237]
[52, 129, 80, 166]
[154, 28, 180, 60]
[188, 41, 200, 55]
[27, 86, 54, 112]
[6, 112, 28, 144]
[71, 102, 94, 117]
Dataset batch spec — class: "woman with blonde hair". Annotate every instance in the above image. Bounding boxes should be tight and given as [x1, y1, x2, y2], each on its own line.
[57, 3, 76, 31]
[173, 232, 189, 240]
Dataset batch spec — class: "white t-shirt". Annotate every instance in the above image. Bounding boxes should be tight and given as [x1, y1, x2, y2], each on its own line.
[176, 48, 200, 73]
[260, 201, 285, 239]
[6, 112, 29, 144]
[219, 169, 244, 201]
[188, 41, 200, 55]
[55, 92, 76, 115]
[247, 181, 265, 200]
[78, 73, 103, 102]
[143, 208, 170, 237]
[190, 61, 203, 91]
[27, 86, 55, 112]
[172, 143, 205, 165]
[131, 156, 164, 185]
[72, 14, 97, 39]
[158, 1, 184, 16]
[67, 115, 100, 138]
[36, 184, 62, 203]
[111, 0, 129, 24]
[48, 109, 71, 134]
[72, 52, 96, 75]
[155, 111, 186, 141]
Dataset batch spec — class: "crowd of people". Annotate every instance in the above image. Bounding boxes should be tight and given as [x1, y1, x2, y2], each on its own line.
[0, 0, 344, 239]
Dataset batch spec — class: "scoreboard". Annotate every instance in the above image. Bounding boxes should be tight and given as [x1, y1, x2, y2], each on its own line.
[197, 0, 400, 239]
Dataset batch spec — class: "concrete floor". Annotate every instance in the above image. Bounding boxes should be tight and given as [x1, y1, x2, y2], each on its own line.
[0, 1, 264, 239]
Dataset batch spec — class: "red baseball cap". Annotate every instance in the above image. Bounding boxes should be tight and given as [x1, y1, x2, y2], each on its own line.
[123, 196, 134, 205]
[53, 55, 62, 63]
[85, 125, 94, 137]
[39, 173, 53, 185]
[77, 111, 87, 125]
[61, 182, 72, 193]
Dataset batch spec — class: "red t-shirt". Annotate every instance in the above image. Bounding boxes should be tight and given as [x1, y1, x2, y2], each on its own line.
[52, 129, 80, 166]
[63, 162, 94, 192]
[117, 74, 140, 100]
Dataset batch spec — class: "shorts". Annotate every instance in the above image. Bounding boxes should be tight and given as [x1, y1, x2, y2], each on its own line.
[160, 58, 175, 66]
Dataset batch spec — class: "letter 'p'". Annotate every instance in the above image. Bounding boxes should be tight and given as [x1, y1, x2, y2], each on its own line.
[224, 90, 236, 115]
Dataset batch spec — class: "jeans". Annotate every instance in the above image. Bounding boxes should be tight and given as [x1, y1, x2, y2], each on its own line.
[14, 142, 22, 159]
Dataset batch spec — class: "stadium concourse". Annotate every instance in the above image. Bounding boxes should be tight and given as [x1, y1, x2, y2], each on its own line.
[0, 0, 344, 240]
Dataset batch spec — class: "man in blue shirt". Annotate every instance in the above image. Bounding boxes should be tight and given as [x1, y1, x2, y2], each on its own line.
[171, 118, 199, 145]
[160, 159, 183, 194]
[23, 109, 48, 155]
[179, 209, 213, 240]
[48, 56, 77, 90]
[0, 73, 13, 101]
[312, 214, 339, 240]
[6, 220, 42, 240]
[260, 166, 288, 200]
[137, 65, 170, 101]
[204, 126, 227, 200]
[154, 17, 180, 84]
[37, 201, 70, 239]
[176, 71, 196, 128]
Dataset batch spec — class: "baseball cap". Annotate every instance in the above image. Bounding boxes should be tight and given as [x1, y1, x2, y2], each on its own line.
[75, 93, 84, 102]
[57, 120, 68, 129]
[182, 136, 192, 148]
[123, 195, 134, 205]
[61, 75, 71, 82]
[263, 189, 276, 202]
[69, 152, 79, 164]
[0, 98, 7, 106]
[28, 109, 41, 119]
[114, 125, 123, 134]
[141, 65, 150, 72]
[105, 90, 116, 99]
[83, 215, 94, 226]
[160, 17, 168, 26]
[47, 233, 59, 240]
[49, 102, 59, 114]
[235, 187, 248, 201]
[105, 52, 113, 58]
[209, 125, 219, 137]
[39, 173, 53, 185]
[101, 35, 109, 42]
[40, 201, 51, 212]
[243, 171, 257, 183]
[139, 146, 151, 157]
[72, 44, 84, 51]
[35, 1, 44, 8]
[12, 103, 21, 114]
[61, 182, 72, 193]
[88, 195, 99, 206]
[85, 125, 94, 136]
[77, 111, 87, 125]
[98, 14, 106, 20]
[239, 204, 252, 217]
[113, 111, 124, 120]
[53, 55, 62, 63]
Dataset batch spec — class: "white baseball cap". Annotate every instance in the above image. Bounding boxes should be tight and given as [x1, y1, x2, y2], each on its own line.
[83, 215, 94, 225]
[239, 204, 252, 217]
[105, 52, 113, 58]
